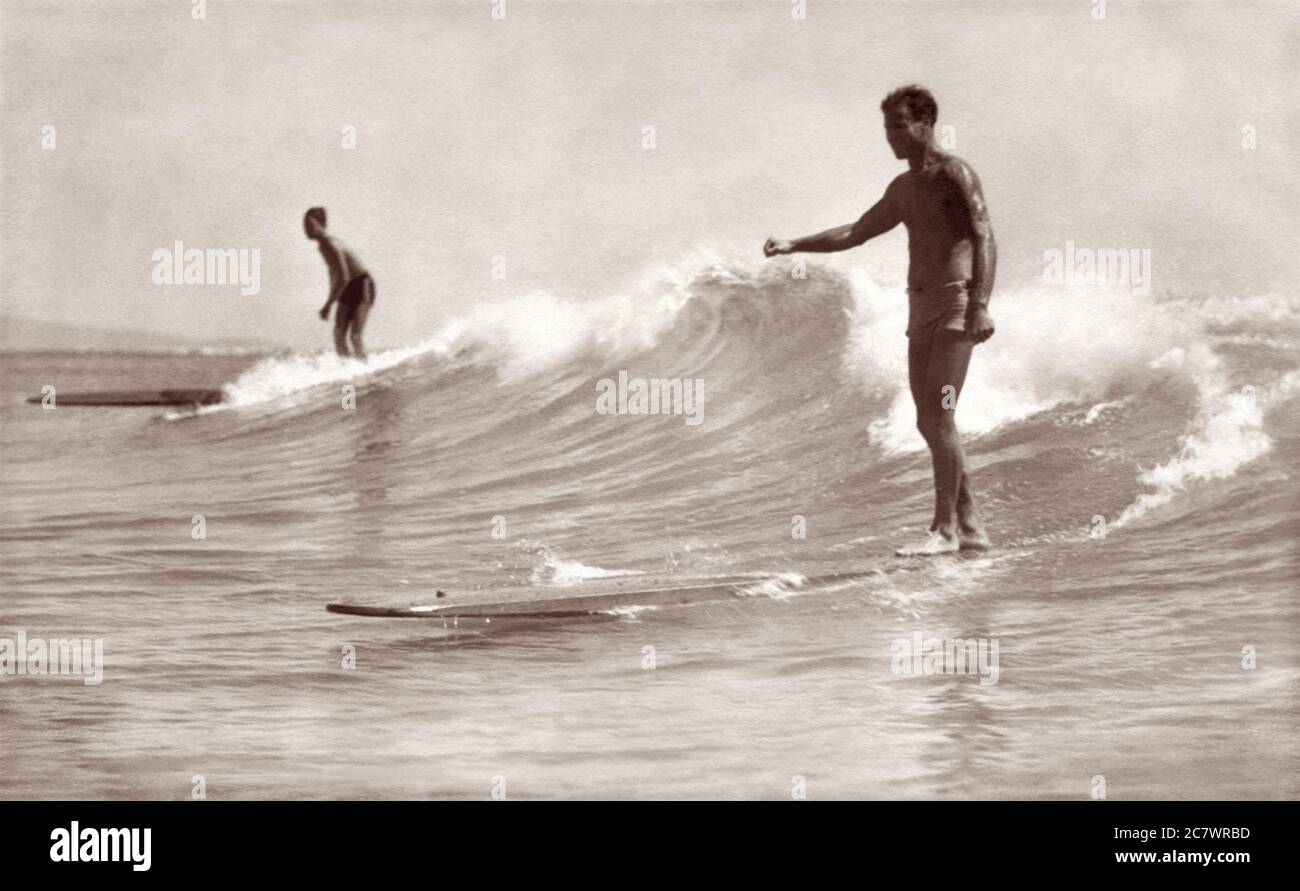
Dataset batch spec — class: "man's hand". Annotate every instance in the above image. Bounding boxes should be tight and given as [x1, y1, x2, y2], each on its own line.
[319, 306, 330, 321]
[966, 307, 995, 343]
[763, 237, 794, 257]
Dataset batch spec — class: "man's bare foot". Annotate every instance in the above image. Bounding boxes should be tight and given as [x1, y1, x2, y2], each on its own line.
[958, 527, 991, 551]
[894, 530, 960, 557]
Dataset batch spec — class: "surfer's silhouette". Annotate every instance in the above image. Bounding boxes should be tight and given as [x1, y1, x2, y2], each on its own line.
[764, 85, 996, 556]
[305, 207, 375, 360]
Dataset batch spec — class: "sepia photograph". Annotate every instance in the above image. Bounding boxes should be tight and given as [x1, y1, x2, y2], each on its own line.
[1, 0, 1295, 869]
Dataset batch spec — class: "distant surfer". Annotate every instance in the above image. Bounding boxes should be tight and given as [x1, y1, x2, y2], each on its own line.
[305, 207, 375, 360]
[763, 85, 996, 556]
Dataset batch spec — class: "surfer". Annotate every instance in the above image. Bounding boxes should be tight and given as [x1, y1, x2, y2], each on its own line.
[763, 85, 996, 556]
[305, 207, 375, 360]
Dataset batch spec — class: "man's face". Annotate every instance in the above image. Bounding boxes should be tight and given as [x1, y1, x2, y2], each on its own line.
[884, 106, 930, 159]
[304, 216, 322, 239]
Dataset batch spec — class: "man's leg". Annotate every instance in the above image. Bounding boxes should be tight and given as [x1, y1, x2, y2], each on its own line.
[347, 278, 373, 361]
[920, 329, 974, 538]
[907, 329, 933, 442]
[898, 332, 958, 555]
[898, 327, 978, 555]
[939, 332, 986, 546]
[334, 303, 355, 358]
[955, 463, 986, 546]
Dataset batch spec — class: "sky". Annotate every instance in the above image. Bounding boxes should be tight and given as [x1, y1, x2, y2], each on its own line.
[2, 0, 1296, 351]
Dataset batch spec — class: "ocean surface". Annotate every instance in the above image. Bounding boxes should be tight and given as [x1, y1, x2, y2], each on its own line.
[2, 260, 1297, 799]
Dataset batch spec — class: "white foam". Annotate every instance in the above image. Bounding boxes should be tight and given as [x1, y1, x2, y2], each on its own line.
[218, 340, 449, 409]
[529, 552, 646, 587]
[847, 272, 1196, 454]
[442, 288, 687, 383]
[736, 573, 807, 600]
[600, 605, 659, 618]
[437, 250, 740, 382]
[1079, 398, 1128, 425]
[195, 251, 737, 413]
[1114, 355, 1294, 527]
[841, 268, 1297, 526]
[1168, 291, 1300, 328]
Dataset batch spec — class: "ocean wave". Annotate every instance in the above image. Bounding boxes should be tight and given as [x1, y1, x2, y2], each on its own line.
[184, 252, 1297, 536]
[219, 340, 450, 408]
[1114, 357, 1297, 527]
[850, 275, 1201, 453]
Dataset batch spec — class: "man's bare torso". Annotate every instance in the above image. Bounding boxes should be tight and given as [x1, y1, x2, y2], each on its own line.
[890, 155, 981, 290]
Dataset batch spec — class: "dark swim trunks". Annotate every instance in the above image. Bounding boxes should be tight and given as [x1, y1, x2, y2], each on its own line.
[906, 280, 969, 339]
[338, 273, 375, 308]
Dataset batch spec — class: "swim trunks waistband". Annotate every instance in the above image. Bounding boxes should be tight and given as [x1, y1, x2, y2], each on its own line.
[906, 280, 970, 294]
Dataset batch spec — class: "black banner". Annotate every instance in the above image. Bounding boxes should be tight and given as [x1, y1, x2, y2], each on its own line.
[1, 801, 1287, 878]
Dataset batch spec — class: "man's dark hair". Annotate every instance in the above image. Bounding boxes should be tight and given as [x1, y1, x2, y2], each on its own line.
[304, 206, 327, 230]
[880, 85, 938, 126]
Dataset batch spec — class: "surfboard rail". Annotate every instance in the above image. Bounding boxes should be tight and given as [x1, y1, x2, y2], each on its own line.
[27, 389, 224, 407]
[325, 570, 879, 619]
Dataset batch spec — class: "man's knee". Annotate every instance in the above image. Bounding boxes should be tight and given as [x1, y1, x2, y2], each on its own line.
[918, 410, 956, 439]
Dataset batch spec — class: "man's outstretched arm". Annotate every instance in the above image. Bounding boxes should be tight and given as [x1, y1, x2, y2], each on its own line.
[949, 159, 997, 343]
[764, 178, 902, 256]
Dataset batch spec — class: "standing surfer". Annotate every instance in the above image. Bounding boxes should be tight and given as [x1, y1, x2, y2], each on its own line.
[764, 85, 996, 555]
[305, 206, 375, 360]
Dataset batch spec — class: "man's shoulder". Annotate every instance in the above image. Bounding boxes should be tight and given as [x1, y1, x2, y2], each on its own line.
[883, 172, 912, 205]
[331, 235, 362, 255]
[327, 235, 365, 259]
[936, 154, 983, 188]
[937, 155, 991, 226]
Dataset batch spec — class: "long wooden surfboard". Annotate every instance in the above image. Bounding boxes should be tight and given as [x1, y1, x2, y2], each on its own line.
[326, 571, 879, 619]
[28, 389, 224, 407]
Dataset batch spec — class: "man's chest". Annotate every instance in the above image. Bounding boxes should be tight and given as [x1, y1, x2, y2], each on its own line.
[899, 173, 967, 228]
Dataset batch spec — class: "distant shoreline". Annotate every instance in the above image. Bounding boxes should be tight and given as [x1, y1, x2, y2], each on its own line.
[0, 346, 272, 357]
[0, 313, 278, 355]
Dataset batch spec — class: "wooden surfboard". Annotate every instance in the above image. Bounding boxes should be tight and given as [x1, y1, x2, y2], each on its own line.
[326, 571, 879, 620]
[28, 389, 224, 407]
